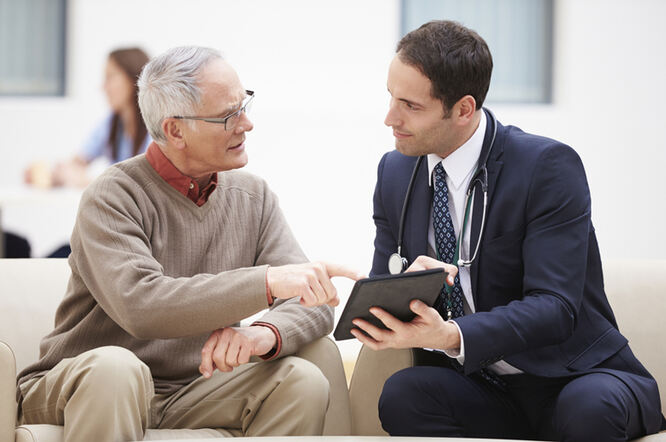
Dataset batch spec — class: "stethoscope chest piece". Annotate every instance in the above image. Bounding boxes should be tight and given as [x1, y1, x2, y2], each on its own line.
[388, 252, 408, 275]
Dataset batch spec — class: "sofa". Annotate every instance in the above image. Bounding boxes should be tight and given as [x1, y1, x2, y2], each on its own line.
[3, 258, 665, 442]
[0, 258, 351, 442]
[348, 259, 666, 441]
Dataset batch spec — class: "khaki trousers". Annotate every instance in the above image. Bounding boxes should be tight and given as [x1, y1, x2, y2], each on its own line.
[18, 346, 329, 442]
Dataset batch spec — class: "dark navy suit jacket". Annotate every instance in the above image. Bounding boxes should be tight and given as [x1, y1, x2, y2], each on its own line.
[370, 110, 663, 434]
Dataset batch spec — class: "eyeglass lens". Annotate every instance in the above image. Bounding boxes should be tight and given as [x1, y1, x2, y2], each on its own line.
[225, 95, 253, 130]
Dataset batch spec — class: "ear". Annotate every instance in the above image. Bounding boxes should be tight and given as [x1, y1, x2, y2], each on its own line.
[161, 118, 187, 150]
[452, 95, 477, 125]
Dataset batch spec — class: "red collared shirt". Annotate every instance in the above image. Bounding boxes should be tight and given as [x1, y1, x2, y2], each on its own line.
[146, 142, 280, 359]
[146, 143, 218, 206]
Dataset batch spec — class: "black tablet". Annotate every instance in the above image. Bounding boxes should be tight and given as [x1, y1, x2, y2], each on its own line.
[333, 268, 447, 341]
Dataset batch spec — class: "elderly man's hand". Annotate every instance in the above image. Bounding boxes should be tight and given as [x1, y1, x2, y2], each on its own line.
[267, 262, 365, 307]
[199, 326, 275, 377]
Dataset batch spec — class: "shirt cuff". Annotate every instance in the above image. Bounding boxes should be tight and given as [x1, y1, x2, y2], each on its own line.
[252, 321, 282, 360]
[442, 319, 465, 365]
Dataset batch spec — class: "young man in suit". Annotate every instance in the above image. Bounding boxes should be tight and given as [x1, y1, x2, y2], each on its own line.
[351, 20, 664, 441]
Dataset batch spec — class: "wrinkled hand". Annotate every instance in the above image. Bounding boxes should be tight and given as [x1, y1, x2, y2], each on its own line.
[350, 300, 460, 351]
[406, 255, 458, 286]
[199, 326, 276, 377]
[267, 261, 365, 307]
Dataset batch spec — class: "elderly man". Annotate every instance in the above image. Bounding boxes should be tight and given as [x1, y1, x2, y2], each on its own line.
[16, 46, 360, 441]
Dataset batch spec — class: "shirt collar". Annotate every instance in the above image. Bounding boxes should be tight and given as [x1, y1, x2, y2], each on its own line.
[146, 142, 218, 206]
[427, 110, 487, 188]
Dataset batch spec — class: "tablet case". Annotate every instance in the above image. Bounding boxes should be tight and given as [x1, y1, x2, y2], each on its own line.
[333, 268, 447, 341]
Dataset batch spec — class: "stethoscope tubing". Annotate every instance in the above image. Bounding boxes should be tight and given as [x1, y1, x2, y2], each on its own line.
[395, 155, 424, 257]
[389, 108, 497, 274]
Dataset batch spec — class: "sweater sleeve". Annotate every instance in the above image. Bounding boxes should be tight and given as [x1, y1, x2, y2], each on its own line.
[251, 180, 334, 358]
[70, 170, 271, 340]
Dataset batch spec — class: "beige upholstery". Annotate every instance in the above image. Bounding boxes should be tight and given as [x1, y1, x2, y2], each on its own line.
[348, 259, 666, 441]
[0, 258, 351, 442]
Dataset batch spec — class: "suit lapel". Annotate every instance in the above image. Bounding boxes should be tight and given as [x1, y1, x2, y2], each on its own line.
[470, 110, 504, 304]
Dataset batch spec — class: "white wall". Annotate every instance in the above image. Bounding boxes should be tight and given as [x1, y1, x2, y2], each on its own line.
[494, 0, 666, 262]
[1, 0, 664, 359]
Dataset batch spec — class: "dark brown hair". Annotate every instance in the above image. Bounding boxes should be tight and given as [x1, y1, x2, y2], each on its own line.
[107, 47, 150, 161]
[397, 20, 493, 112]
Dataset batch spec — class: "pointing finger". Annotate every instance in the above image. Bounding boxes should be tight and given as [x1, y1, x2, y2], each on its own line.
[323, 262, 366, 281]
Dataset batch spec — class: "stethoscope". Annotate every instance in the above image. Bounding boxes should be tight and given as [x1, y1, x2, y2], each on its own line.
[388, 108, 498, 276]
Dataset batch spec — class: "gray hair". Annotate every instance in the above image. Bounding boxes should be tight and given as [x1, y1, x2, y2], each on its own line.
[138, 46, 223, 145]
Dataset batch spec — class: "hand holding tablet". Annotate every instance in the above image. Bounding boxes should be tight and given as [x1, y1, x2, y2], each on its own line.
[333, 268, 448, 340]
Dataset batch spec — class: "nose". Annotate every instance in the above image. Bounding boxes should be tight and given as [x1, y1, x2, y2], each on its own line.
[235, 111, 254, 133]
[384, 99, 401, 127]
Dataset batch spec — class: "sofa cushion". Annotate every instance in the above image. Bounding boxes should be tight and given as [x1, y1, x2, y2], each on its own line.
[0, 259, 70, 374]
[603, 259, 666, 413]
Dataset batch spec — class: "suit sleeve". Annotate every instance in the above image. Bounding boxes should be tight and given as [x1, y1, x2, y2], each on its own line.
[455, 143, 592, 374]
[371, 153, 397, 277]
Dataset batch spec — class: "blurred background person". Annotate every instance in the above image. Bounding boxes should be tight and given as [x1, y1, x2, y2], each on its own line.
[25, 47, 151, 188]
[15, 47, 151, 258]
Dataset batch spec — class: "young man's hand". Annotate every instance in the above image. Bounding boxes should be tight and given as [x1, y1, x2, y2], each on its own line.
[350, 255, 460, 351]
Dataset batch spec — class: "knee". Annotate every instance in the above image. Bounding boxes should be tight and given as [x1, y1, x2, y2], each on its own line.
[379, 369, 410, 416]
[76, 346, 152, 394]
[281, 357, 329, 413]
[378, 369, 423, 434]
[554, 375, 633, 442]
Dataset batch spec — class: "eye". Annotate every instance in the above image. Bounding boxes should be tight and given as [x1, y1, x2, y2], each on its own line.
[222, 108, 241, 121]
[402, 101, 420, 111]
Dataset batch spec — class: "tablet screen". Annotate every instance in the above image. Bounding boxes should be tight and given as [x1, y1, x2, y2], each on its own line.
[333, 268, 447, 341]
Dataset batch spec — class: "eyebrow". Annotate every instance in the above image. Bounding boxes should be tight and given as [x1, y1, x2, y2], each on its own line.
[398, 98, 423, 108]
[387, 86, 425, 109]
[215, 92, 247, 117]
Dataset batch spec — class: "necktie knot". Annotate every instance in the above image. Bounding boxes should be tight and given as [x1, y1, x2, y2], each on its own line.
[434, 162, 446, 188]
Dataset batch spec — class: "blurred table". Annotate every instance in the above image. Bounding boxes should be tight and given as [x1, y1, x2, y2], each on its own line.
[0, 186, 82, 258]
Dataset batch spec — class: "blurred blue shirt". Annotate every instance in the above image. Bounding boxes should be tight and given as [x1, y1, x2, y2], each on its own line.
[81, 114, 151, 163]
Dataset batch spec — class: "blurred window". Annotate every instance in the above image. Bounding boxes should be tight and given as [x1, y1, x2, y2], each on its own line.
[401, 0, 553, 104]
[0, 0, 67, 96]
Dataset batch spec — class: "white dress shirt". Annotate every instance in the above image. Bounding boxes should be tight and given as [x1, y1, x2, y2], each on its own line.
[426, 111, 521, 375]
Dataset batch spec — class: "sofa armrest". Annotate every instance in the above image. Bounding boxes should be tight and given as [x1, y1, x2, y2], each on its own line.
[348, 345, 415, 435]
[293, 336, 351, 435]
[0, 340, 17, 442]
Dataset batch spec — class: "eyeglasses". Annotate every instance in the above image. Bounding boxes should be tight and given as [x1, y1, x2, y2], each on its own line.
[173, 90, 254, 131]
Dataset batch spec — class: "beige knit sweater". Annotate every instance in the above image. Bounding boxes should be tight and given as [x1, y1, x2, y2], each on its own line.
[18, 155, 333, 394]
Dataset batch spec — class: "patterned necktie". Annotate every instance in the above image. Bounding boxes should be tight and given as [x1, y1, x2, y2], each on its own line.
[432, 162, 507, 392]
[432, 162, 464, 320]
